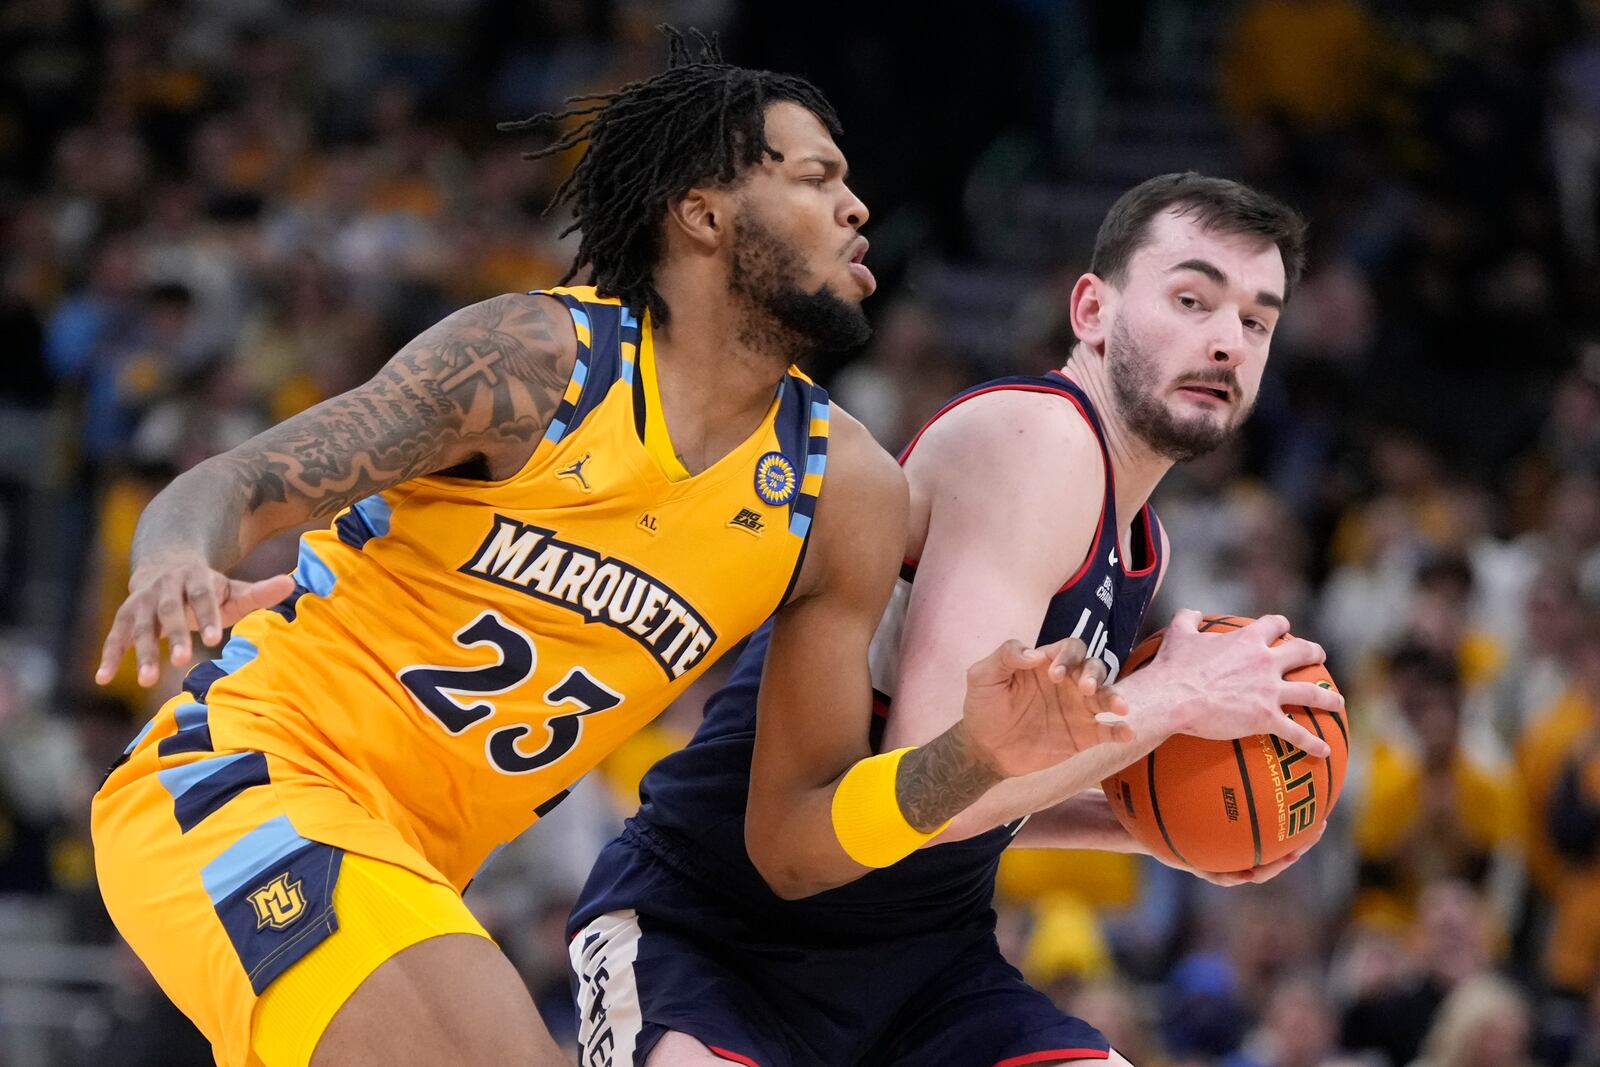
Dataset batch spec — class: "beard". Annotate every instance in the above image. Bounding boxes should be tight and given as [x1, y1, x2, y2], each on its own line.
[728, 214, 872, 359]
[1107, 315, 1249, 462]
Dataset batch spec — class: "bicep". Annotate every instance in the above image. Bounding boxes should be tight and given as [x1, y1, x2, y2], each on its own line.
[882, 406, 1103, 749]
[751, 423, 908, 796]
[212, 292, 574, 531]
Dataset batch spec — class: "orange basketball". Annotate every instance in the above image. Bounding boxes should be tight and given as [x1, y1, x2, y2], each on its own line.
[1100, 615, 1348, 873]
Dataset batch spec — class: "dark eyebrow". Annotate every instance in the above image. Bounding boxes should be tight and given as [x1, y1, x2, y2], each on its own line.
[1168, 257, 1283, 312]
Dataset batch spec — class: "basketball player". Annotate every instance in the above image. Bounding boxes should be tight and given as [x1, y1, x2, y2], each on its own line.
[568, 173, 1344, 1066]
[89, 36, 1132, 1067]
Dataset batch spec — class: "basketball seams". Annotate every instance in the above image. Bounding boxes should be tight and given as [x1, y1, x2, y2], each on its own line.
[1146, 750, 1188, 867]
[1230, 739, 1263, 868]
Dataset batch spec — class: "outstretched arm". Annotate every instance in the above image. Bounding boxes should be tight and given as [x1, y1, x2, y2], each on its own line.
[98, 292, 576, 685]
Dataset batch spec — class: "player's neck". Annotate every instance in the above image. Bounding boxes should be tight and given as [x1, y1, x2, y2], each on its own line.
[1059, 359, 1173, 524]
[649, 280, 792, 472]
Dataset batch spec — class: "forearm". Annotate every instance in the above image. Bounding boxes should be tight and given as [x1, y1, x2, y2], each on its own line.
[896, 719, 1005, 830]
[128, 454, 269, 573]
[751, 723, 1004, 899]
[936, 670, 1191, 841]
[1008, 789, 1148, 852]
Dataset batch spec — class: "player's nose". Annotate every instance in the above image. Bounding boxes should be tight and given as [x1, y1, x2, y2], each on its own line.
[1208, 317, 1247, 366]
[840, 185, 869, 230]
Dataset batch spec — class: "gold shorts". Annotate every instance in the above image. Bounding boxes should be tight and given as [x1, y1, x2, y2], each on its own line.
[93, 696, 491, 1067]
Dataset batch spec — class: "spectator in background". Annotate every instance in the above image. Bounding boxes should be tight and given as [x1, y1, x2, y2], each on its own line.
[1223, 975, 1346, 1067]
[1540, 711, 1600, 997]
[1221, 0, 1380, 131]
[1341, 881, 1497, 1067]
[1410, 975, 1537, 1067]
[1520, 617, 1600, 926]
[1351, 647, 1522, 929]
[1490, 565, 1587, 747]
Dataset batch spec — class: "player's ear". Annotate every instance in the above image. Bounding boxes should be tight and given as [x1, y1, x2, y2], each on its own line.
[1069, 273, 1110, 357]
[666, 187, 724, 252]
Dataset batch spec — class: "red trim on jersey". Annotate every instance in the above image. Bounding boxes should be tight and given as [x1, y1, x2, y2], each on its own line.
[708, 1046, 764, 1067]
[895, 380, 1108, 597]
[1122, 504, 1159, 578]
[994, 1048, 1110, 1067]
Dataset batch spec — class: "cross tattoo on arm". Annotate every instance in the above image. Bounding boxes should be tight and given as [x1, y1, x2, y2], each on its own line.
[440, 345, 506, 393]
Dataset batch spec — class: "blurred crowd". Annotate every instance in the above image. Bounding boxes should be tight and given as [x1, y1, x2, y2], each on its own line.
[3, 0, 1600, 1064]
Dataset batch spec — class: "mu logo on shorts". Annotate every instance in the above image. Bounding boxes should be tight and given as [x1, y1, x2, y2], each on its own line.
[249, 873, 307, 930]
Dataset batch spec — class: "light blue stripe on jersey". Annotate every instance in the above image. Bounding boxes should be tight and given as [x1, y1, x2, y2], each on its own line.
[294, 542, 336, 596]
[806, 453, 827, 475]
[352, 494, 392, 538]
[122, 717, 157, 755]
[200, 815, 308, 904]
[214, 637, 259, 675]
[157, 751, 254, 801]
[173, 701, 209, 730]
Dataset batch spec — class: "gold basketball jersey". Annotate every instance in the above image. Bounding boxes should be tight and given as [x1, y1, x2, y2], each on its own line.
[184, 286, 830, 888]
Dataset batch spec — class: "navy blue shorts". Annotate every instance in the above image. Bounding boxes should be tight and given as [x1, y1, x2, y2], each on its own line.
[568, 907, 1111, 1067]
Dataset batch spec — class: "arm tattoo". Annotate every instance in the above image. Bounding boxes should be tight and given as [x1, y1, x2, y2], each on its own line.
[130, 294, 573, 570]
[895, 722, 1005, 832]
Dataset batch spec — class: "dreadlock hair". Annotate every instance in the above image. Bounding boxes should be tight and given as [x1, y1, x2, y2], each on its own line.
[499, 27, 841, 326]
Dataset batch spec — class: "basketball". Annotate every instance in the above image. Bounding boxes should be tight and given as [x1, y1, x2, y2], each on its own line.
[1100, 615, 1348, 873]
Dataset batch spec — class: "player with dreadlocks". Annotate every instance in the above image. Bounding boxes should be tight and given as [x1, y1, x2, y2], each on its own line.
[91, 30, 1126, 1066]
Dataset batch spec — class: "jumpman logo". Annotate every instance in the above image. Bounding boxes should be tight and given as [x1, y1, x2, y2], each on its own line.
[558, 453, 594, 492]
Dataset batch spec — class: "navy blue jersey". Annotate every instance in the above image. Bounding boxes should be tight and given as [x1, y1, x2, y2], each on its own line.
[571, 373, 1164, 945]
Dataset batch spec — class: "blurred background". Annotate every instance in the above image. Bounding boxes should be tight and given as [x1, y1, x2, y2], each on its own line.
[1, 0, 1599, 1063]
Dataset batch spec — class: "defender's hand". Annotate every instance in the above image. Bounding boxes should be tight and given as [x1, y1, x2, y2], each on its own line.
[1164, 823, 1327, 886]
[96, 554, 296, 686]
[959, 637, 1135, 779]
[1129, 610, 1339, 758]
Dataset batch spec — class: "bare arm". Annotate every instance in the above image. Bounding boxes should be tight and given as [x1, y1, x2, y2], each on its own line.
[882, 391, 1127, 840]
[744, 412, 912, 898]
[98, 292, 576, 685]
[878, 392, 1338, 844]
[1010, 787, 1322, 887]
[743, 409, 1127, 899]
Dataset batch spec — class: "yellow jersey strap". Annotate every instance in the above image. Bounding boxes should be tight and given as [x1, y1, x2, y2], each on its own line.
[773, 370, 829, 539]
[531, 286, 642, 445]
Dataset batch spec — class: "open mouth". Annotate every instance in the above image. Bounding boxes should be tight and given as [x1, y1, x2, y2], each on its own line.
[845, 237, 875, 294]
[1178, 384, 1232, 402]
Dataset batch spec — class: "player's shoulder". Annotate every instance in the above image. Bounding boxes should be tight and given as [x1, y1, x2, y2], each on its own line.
[908, 380, 1103, 480]
[816, 402, 906, 510]
[786, 402, 907, 600]
[434, 290, 578, 356]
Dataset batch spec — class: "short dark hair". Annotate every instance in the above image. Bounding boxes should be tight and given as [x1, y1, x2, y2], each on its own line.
[1089, 172, 1308, 301]
[500, 28, 841, 325]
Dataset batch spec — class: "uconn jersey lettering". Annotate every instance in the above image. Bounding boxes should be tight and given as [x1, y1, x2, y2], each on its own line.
[570, 372, 1164, 945]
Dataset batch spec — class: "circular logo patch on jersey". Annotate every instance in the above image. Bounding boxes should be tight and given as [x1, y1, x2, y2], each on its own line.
[754, 451, 797, 507]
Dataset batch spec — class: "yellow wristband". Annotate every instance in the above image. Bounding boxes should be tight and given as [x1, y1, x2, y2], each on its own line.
[830, 747, 950, 868]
